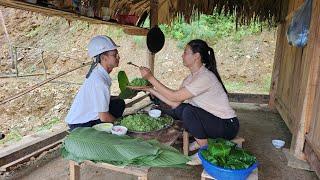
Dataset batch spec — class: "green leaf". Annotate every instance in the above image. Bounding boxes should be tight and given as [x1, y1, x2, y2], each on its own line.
[118, 71, 129, 92]
[62, 127, 189, 167]
[117, 71, 137, 99]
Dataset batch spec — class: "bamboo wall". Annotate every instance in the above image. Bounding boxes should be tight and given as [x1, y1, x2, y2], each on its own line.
[272, 0, 320, 166]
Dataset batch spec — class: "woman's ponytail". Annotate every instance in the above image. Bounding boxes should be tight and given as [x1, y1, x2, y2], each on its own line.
[188, 40, 228, 94]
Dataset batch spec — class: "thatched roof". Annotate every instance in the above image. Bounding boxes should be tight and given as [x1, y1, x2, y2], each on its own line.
[112, 0, 288, 25]
[0, 0, 288, 29]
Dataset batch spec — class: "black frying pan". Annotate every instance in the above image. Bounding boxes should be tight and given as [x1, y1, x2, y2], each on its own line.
[146, 25, 165, 54]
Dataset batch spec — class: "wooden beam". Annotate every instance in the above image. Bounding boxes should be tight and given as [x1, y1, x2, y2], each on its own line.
[0, 0, 149, 36]
[148, 0, 159, 74]
[269, 23, 285, 109]
[69, 161, 80, 180]
[125, 93, 149, 108]
[228, 93, 269, 104]
[305, 135, 320, 178]
[290, 0, 320, 161]
[123, 28, 148, 36]
[85, 160, 149, 177]
[0, 140, 62, 172]
[0, 128, 68, 167]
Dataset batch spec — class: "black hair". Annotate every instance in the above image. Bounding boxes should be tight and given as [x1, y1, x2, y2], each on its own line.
[85, 52, 106, 78]
[187, 39, 228, 94]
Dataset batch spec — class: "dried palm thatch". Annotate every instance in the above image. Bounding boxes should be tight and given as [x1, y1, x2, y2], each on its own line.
[110, 0, 288, 25]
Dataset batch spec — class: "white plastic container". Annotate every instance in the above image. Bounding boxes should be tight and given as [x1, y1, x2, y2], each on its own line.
[148, 109, 161, 118]
[272, 139, 285, 149]
[111, 126, 128, 136]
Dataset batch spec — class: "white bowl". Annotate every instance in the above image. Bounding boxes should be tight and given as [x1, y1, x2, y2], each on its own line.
[93, 123, 113, 133]
[111, 126, 128, 136]
[272, 139, 285, 149]
[148, 109, 161, 118]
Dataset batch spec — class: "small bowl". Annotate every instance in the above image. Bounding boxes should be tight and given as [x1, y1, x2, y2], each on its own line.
[148, 109, 161, 118]
[93, 123, 113, 133]
[272, 139, 285, 149]
[111, 126, 128, 136]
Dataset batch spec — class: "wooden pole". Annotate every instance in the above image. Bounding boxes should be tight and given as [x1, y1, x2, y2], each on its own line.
[0, 61, 91, 105]
[69, 161, 80, 180]
[0, 10, 14, 68]
[269, 24, 285, 109]
[148, 0, 158, 74]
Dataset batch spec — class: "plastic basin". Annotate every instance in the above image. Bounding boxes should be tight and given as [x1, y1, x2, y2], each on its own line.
[198, 146, 258, 180]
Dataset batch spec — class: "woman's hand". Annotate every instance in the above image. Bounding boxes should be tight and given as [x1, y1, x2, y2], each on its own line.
[139, 67, 153, 80]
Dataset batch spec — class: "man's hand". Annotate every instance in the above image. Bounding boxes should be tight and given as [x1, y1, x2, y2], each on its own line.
[99, 112, 116, 122]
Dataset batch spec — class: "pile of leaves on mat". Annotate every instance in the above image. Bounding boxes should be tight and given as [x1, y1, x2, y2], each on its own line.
[119, 114, 173, 132]
[62, 128, 189, 167]
[201, 138, 257, 170]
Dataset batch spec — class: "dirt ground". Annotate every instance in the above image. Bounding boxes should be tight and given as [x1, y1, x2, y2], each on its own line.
[0, 7, 277, 145]
[0, 103, 318, 180]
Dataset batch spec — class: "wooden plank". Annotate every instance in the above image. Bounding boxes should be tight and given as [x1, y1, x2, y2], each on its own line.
[304, 0, 320, 135]
[123, 28, 148, 36]
[148, 0, 158, 74]
[183, 130, 189, 156]
[0, 0, 149, 36]
[290, 0, 320, 160]
[85, 160, 149, 177]
[125, 93, 149, 108]
[269, 23, 285, 109]
[304, 138, 320, 178]
[283, 148, 311, 170]
[0, 140, 62, 172]
[228, 93, 269, 104]
[0, 127, 68, 167]
[69, 161, 80, 180]
[275, 97, 294, 133]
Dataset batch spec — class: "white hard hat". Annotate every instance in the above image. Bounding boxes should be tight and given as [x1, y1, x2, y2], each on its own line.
[87, 35, 120, 58]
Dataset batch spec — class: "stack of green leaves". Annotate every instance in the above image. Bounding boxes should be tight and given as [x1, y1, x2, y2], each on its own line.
[201, 138, 257, 170]
[120, 114, 173, 132]
[129, 78, 150, 86]
[62, 128, 189, 167]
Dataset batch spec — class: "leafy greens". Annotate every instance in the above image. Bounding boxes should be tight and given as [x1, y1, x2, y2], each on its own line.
[201, 138, 257, 170]
[119, 114, 173, 132]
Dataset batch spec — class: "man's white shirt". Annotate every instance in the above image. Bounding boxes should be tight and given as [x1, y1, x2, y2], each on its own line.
[66, 64, 112, 124]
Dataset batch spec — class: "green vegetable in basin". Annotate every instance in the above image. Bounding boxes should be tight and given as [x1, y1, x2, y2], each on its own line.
[201, 138, 257, 170]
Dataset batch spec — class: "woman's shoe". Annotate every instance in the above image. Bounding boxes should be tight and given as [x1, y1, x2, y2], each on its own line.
[189, 141, 200, 151]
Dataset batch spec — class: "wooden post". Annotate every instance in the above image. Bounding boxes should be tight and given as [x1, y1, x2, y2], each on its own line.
[148, 0, 158, 74]
[69, 161, 80, 180]
[13, 46, 18, 77]
[269, 23, 285, 109]
[41, 50, 48, 79]
[0, 10, 14, 68]
[183, 130, 189, 156]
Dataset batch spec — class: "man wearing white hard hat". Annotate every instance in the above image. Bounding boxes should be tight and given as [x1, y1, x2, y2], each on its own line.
[65, 35, 125, 130]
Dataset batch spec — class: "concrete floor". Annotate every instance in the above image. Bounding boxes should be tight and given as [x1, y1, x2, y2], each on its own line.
[1, 103, 318, 180]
